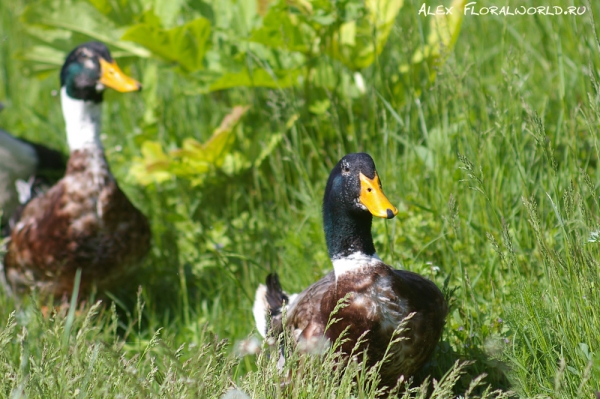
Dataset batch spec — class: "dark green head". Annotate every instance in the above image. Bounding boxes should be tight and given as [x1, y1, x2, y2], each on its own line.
[322, 153, 398, 258]
[60, 42, 141, 103]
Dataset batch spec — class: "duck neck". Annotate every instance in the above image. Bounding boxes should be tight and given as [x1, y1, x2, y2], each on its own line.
[61, 86, 103, 152]
[324, 206, 379, 276]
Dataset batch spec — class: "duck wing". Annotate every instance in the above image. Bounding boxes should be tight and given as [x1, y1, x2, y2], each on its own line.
[255, 271, 335, 342]
[390, 269, 448, 328]
[285, 271, 335, 342]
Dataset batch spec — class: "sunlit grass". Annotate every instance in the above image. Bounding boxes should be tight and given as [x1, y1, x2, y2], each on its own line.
[1, 0, 600, 397]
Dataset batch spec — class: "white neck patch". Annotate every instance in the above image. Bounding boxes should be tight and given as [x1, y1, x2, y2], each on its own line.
[332, 252, 382, 277]
[61, 86, 103, 151]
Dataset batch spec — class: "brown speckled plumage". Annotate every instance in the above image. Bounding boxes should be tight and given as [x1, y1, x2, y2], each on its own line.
[267, 267, 447, 387]
[4, 148, 150, 298]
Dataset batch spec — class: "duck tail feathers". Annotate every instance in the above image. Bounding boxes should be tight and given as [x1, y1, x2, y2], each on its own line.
[265, 273, 289, 317]
[253, 273, 290, 338]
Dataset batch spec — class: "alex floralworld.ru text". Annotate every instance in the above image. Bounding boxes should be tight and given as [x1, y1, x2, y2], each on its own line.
[418, 2, 587, 16]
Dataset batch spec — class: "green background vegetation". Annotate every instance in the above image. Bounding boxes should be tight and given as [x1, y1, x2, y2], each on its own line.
[1, 0, 599, 397]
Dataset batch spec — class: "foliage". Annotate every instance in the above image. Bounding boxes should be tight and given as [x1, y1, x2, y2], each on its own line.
[15, 0, 465, 187]
[130, 106, 249, 185]
[401, 0, 467, 81]
[1, 0, 600, 397]
[122, 14, 211, 73]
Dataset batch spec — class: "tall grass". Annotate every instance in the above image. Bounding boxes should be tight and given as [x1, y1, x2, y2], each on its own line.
[1, 0, 600, 396]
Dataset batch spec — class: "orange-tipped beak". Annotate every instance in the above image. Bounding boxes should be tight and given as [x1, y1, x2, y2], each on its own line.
[99, 57, 142, 92]
[359, 172, 398, 219]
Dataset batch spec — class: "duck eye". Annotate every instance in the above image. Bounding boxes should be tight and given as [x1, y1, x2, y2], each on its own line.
[343, 166, 350, 172]
[367, 188, 372, 192]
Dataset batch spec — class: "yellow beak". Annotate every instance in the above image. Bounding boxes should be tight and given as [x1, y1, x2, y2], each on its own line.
[359, 172, 398, 219]
[99, 57, 142, 92]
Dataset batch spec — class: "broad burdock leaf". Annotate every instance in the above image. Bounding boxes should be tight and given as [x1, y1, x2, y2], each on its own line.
[122, 15, 211, 73]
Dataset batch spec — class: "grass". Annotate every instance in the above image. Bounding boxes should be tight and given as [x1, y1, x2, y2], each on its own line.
[1, 0, 600, 397]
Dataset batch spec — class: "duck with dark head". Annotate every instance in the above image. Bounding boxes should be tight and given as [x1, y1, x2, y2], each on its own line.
[3, 42, 150, 300]
[254, 153, 447, 388]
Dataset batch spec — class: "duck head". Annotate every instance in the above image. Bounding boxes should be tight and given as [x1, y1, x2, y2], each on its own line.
[60, 42, 141, 103]
[323, 153, 398, 262]
[59, 42, 141, 151]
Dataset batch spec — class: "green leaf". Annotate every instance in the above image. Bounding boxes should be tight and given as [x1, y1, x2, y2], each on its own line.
[311, 13, 336, 26]
[401, 0, 467, 78]
[122, 16, 211, 72]
[88, 0, 112, 15]
[128, 141, 172, 185]
[221, 152, 251, 176]
[129, 106, 249, 186]
[209, 68, 300, 91]
[21, 0, 150, 58]
[365, 0, 402, 27]
[249, 9, 310, 53]
[339, 21, 356, 46]
[14, 45, 66, 77]
[21, 25, 72, 47]
[87, 0, 145, 27]
[153, 0, 184, 27]
[171, 105, 249, 165]
[308, 98, 331, 115]
[328, 0, 403, 69]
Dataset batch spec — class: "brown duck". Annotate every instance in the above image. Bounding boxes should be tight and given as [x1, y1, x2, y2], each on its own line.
[3, 42, 151, 299]
[254, 153, 447, 388]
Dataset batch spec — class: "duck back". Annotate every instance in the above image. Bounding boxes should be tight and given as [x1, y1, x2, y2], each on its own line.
[4, 148, 150, 297]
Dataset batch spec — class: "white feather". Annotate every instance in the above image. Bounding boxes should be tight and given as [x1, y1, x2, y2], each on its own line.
[15, 178, 34, 204]
[287, 293, 298, 307]
[253, 283, 298, 339]
[253, 284, 268, 338]
[332, 252, 381, 277]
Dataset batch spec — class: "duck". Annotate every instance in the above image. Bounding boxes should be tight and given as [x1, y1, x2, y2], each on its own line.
[2, 41, 151, 299]
[253, 152, 447, 388]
